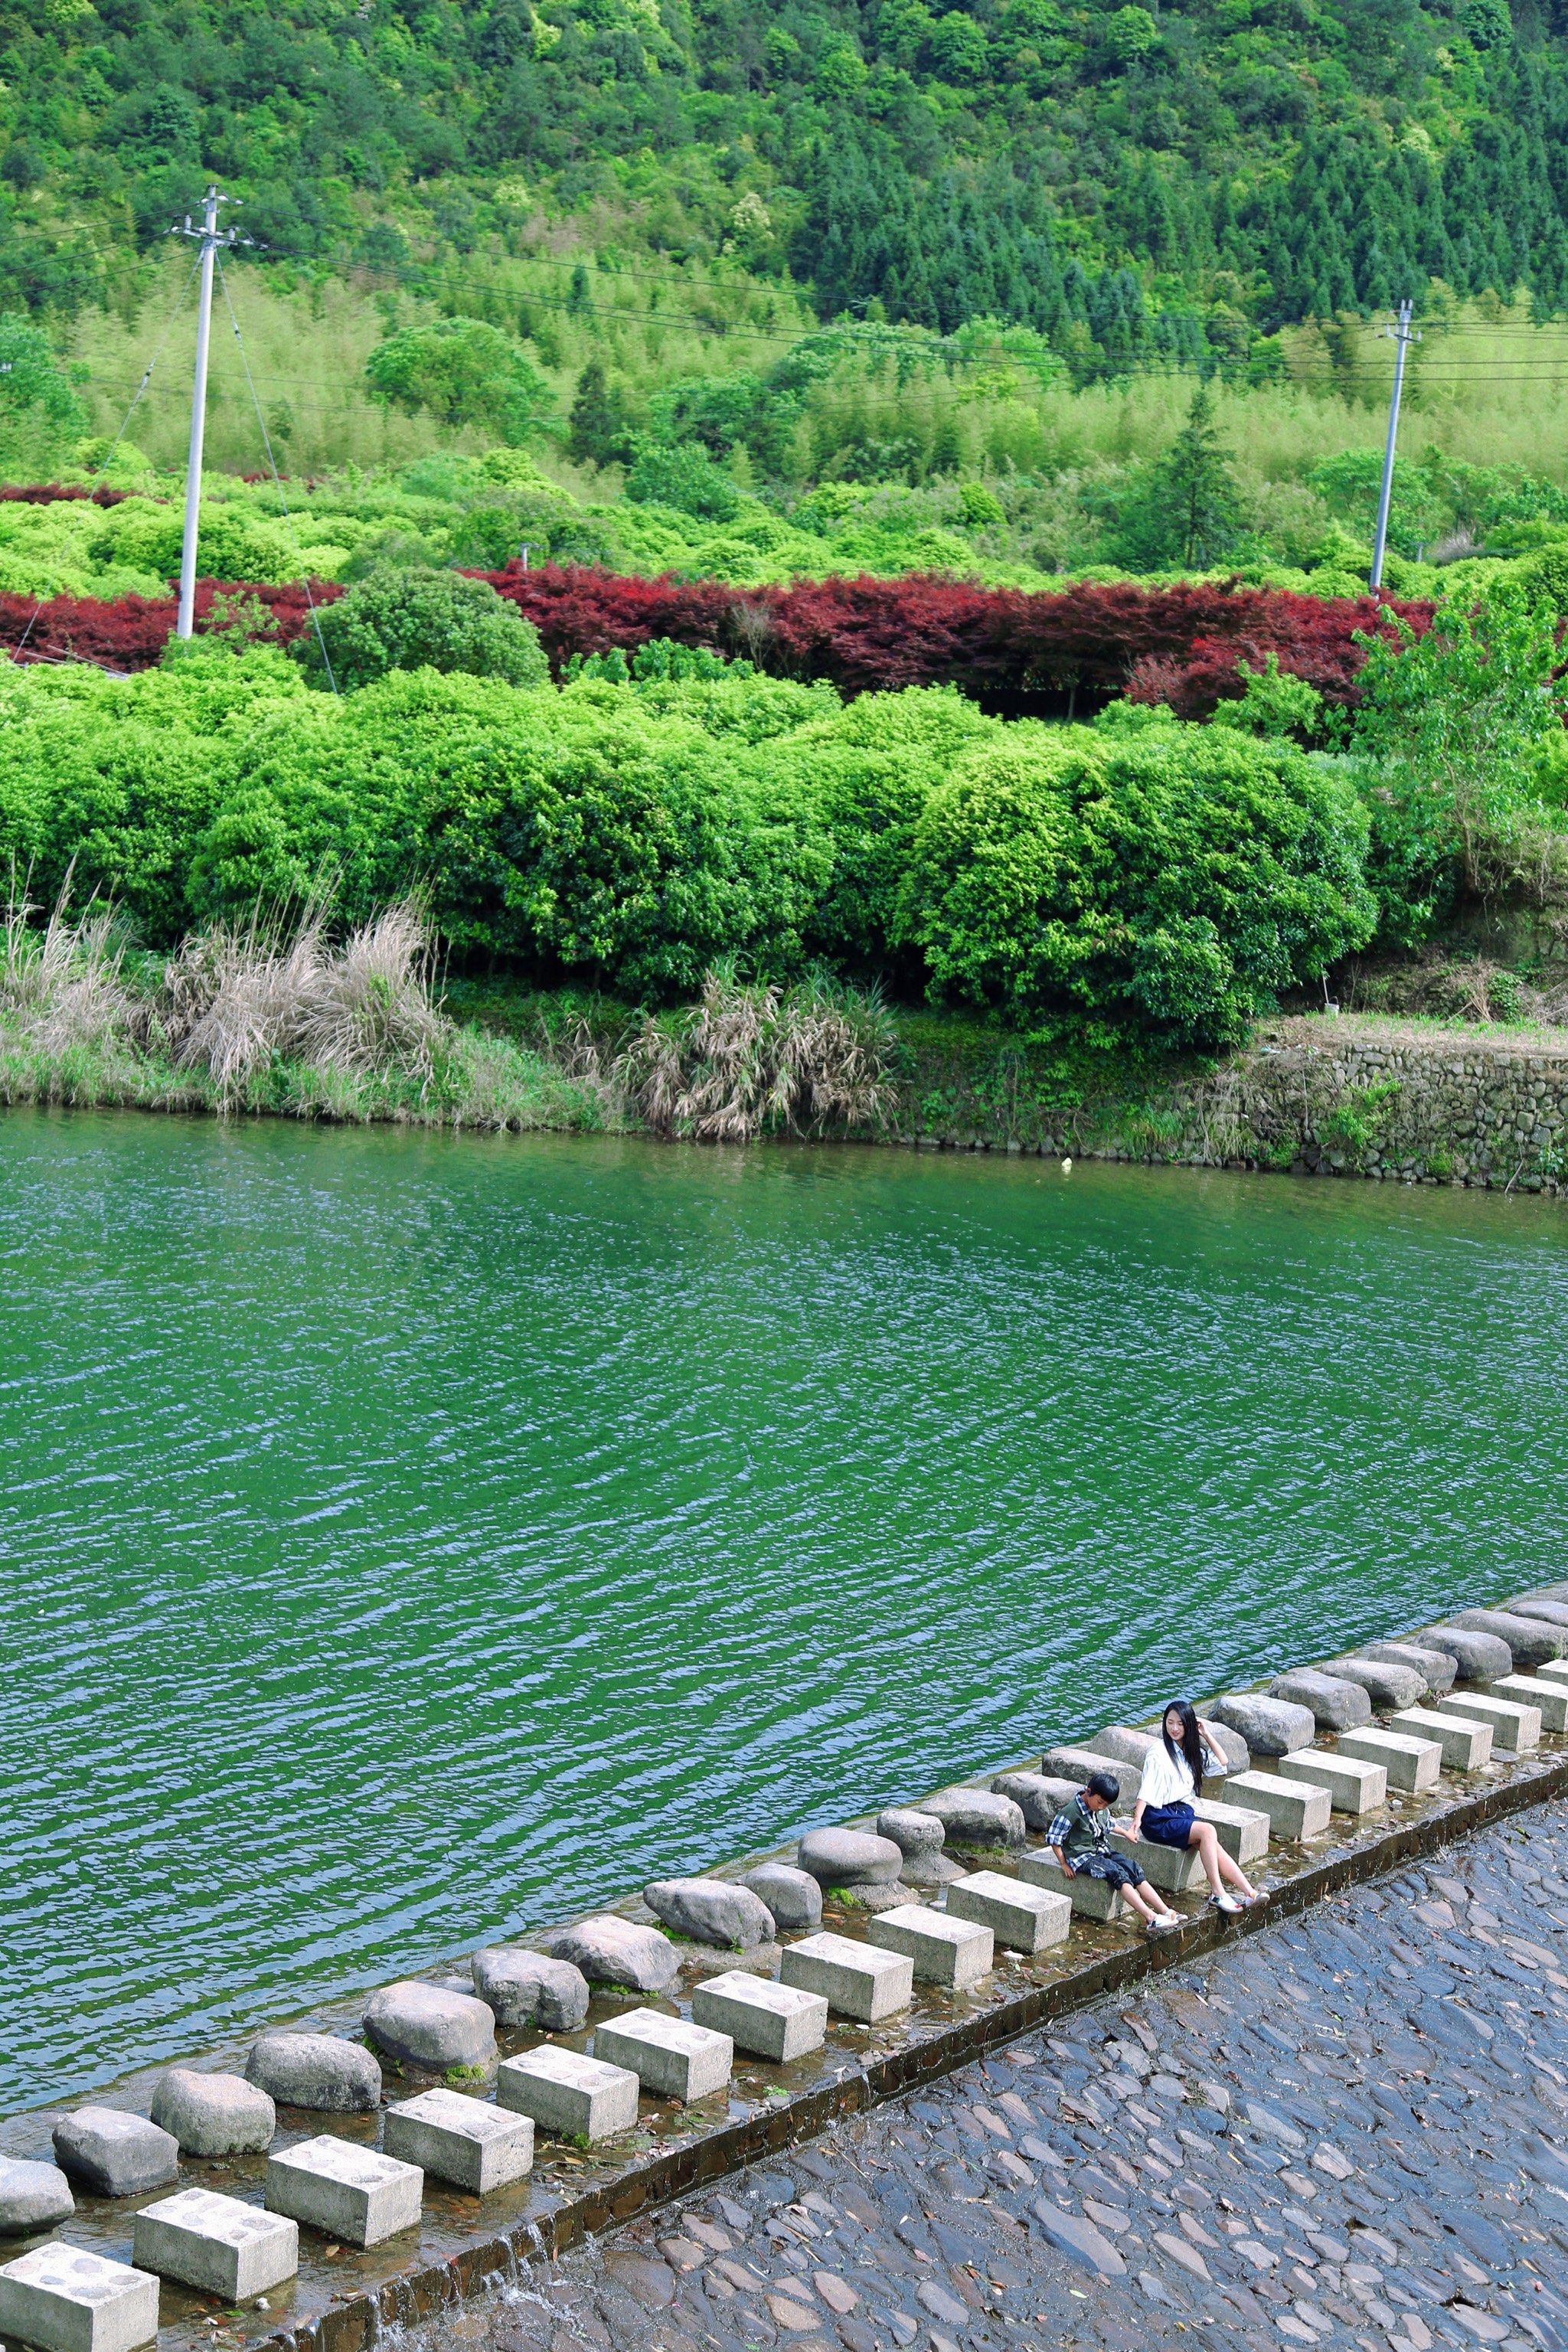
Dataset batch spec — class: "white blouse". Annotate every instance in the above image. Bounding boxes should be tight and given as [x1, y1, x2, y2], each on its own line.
[1138, 1738, 1217, 1808]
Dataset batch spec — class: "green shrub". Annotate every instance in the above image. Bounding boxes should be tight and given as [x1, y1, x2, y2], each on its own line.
[294, 567, 550, 691]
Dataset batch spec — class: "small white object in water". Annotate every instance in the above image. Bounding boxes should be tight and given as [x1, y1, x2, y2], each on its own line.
[1061, 1156, 1073, 1172]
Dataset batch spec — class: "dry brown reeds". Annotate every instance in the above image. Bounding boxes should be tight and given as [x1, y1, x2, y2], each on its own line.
[1, 864, 139, 1053]
[616, 965, 894, 1143]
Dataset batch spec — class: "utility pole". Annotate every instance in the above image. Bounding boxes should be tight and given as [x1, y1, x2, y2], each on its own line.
[171, 187, 238, 639]
[1370, 298, 1419, 593]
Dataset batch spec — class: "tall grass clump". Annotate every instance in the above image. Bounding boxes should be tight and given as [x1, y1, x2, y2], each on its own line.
[1, 867, 138, 1053]
[616, 965, 894, 1142]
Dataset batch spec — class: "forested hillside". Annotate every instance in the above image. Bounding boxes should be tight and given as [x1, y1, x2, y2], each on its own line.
[2, 0, 1566, 366]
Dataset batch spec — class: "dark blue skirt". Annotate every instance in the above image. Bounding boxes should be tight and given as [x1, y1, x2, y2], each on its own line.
[1141, 1800, 1196, 1848]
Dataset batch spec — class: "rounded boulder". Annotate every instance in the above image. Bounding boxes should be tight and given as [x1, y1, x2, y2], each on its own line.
[1361, 1639, 1456, 1695]
[1423, 1625, 1514, 1681]
[0, 2158, 74, 2234]
[916, 1787, 1027, 1848]
[739, 1864, 822, 1933]
[472, 1945, 590, 2030]
[1269, 1669, 1372, 1733]
[1452, 1608, 1566, 1669]
[877, 1808, 945, 1855]
[796, 1827, 903, 1887]
[245, 2032, 384, 2113]
[52, 2109, 178, 2199]
[1209, 1693, 1316, 1759]
[1325, 1655, 1427, 1711]
[541, 1913, 680, 1994]
[643, 1877, 776, 1951]
[364, 1981, 497, 2070]
[149, 2068, 276, 2156]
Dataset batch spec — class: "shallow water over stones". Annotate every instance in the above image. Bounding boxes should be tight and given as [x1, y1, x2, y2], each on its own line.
[7, 1112, 1568, 2110]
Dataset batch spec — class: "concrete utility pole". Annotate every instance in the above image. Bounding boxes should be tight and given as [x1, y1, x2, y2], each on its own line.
[1370, 299, 1419, 593]
[171, 187, 237, 639]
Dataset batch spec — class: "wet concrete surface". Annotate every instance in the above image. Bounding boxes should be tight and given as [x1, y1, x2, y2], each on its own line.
[411, 1796, 1568, 2352]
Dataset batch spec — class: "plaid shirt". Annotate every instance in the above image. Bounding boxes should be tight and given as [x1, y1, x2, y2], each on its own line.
[1047, 1791, 1112, 1865]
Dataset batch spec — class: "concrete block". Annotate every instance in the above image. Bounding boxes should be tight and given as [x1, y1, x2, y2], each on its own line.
[945, 1870, 1073, 1955]
[132, 2189, 297, 2301]
[263, 2136, 422, 2248]
[1335, 1726, 1443, 1793]
[1438, 1690, 1541, 1753]
[780, 1932, 913, 2022]
[382, 2089, 534, 2192]
[867, 1903, 993, 1990]
[496, 2048, 639, 2143]
[1015, 1851, 1127, 1920]
[594, 2009, 733, 2102]
[1042, 1747, 1140, 1805]
[0, 2249, 159, 2352]
[1191, 1798, 1270, 1862]
[1221, 1771, 1332, 1841]
[1109, 1829, 1209, 1890]
[691, 1972, 828, 2063]
[1276, 1751, 1388, 1815]
[1492, 1673, 1568, 1734]
[1531, 1657, 1568, 1690]
[1389, 1705, 1493, 1769]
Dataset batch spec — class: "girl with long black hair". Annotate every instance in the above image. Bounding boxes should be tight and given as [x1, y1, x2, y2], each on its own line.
[1129, 1701, 1266, 1913]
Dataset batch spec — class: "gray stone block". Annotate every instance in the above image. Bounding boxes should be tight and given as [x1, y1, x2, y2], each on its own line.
[1536, 1657, 1568, 1689]
[1361, 1640, 1457, 1694]
[1199, 1720, 1251, 1775]
[779, 1931, 914, 2021]
[1109, 1828, 1208, 1889]
[1209, 1694, 1317, 1757]
[1335, 1726, 1443, 1792]
[149, 2069, 275, 2158]
[1270, 1669, 1373, 1731]
[877, 1807, 944, 1854]
[471, 1946, 590, 2031]
[132, 2189, 297, 2299]
[691, 1972, 828, 2063]
[643, 1877, 775, 1950]
[263, 2136, 422, 2249]
[1439, 1690, 1541, 1753]
[364, 1981, 496, 2070]
[1042, 1747, 1140, 1804]
[51, 2113, 178, 2201]
[0, 2161, 74, 2234]
[1191, 1798, 1271, 1861]
[1085, 1726, 1157, 1768]
[796, 1828, 903, 1887]
[495, 2048, 640, 2142]
[539, 1914, 679, 1995]
[594, 2009, 733, 2102]
[1276, 1751, 1387, 1815]
[915, 1787, 1025, 1848]
[946, 1870, 1072, 1954]
[1508, 1599, 1568, 1629]
[1452, 1608, 1566, 1668]
[382, 2089, 533, 2193]
[897, 1847, 967, 1887]
[1422, 1625, 1513, 1681]
[0, 2248, 159, 2352]
[990, 1772, 1083, 1829]
[1322, 1656, 1428, 1710]
[1389, 1704, 1493, 1769]
[1494, 1672, 1568, 1733]
[867, 1903, 993, 1989]
[738, 1864, 822, 1933]
[1223, 1771, 1331, 1840]
[245, 2033, 383, 2114]
[1016, 1851, 1127, 1921]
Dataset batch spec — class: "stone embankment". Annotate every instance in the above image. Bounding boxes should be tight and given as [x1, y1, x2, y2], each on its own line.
[6, 1590, 1568, 2352]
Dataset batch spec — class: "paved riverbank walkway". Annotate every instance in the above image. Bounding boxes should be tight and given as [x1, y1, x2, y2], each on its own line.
[421, 1798, 1568, 2352]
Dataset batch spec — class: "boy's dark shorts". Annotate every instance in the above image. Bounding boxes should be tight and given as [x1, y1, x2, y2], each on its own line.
[1079, 1852, 1145, 1889]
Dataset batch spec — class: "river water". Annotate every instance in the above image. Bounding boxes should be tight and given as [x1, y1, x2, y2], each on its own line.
[6, 1110, 1566, 2114]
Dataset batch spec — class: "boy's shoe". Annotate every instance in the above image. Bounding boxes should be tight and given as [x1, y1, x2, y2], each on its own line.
[1212, 1891, 1244, 1914]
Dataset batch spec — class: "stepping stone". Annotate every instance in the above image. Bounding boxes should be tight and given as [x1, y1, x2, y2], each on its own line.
[364, 1981, 496, 2069]
[594, 2008, 733, 2102]
[51, 2112, 177, 2202]
[1532, 1657, 1568, 1690]
[1276, 1751, 1388, 1814]
[471, 1946, 590, 2031]
[383, 2088, 534, 2191]
[1508, 1599, 1568, 1629]
[1361, 1641, 1457, 1695]
[1421, 1625, 1512, 1681]
[0, 2247, 159, 2352]
[795, 1828, 902, 1889]
[1109, 1829, 1210, 1890]
[1335, 1726, 1443, 1792]
[497, 2047, 640, 2142]
[989, 1773, 1081, 1830]
[1452, 1608, 1566, 1668]
[1207, 1694, 1316, 1757]
[877, 1807, 944, 1854]
[244, 2033, 383, 2114]
[914, 1788, 1025, 1848]
[149, 2069, 275, 2157]
[739, 1864, 822, 1932]
[643, 1878, 775, 1950]
[263, 2136, 422, 2248]
[1015, 1852, 1127, 1921]
[1321, 1655, 1428, 1710]
[132, 2187, 298, 2299]
[1085, 1726, 1157, 1769]
[1042, 1746, 1141, 1804]
[780, 1931, 913, 2021]
[0, 2158, 74, 2233]
[1270, 1670, 1372, 1732]
[1191, 1797, 1270, 1861]
[946, 1870, 1072, 1954]
[691, 1971, 828, 2062]
[541, 1914, 679, 1995]
[867, 1903, 994, 1989]
[1438, 1690, 1541, 1753]
[1223, 1771, 1331, 1841]
[1492, 1673, 1568, 1734]
[1389, 1705, 1493, 1769]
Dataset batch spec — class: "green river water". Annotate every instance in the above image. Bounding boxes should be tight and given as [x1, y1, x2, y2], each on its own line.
[7, 1109, 1566, 2115]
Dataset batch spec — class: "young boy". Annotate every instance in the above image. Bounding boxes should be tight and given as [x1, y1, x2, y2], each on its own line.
[1047, 1772, 1182, 1936]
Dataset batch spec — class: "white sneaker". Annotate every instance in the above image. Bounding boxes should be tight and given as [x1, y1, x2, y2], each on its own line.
[1151, 1913, 1181, 1935]
[1212, 1891, 1244, 1914]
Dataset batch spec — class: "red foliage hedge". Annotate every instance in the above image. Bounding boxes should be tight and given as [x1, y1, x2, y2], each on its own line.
[0, 564, 1432, 714]
[0, 483, 132, 507]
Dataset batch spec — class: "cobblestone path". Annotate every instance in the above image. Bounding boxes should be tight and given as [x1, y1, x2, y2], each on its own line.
[426, 1802, 1568, 2352]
